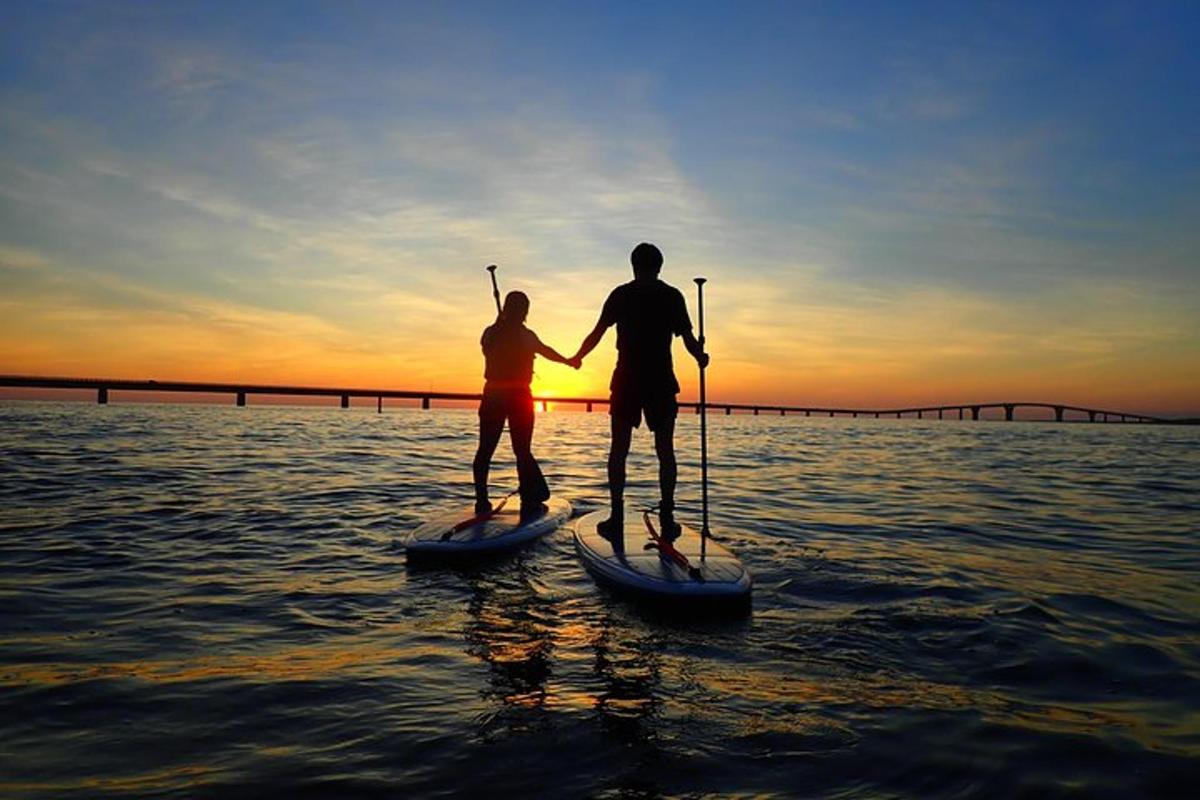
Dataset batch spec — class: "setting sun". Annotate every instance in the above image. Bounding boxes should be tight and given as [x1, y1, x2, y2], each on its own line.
[531, 368, 599, 403]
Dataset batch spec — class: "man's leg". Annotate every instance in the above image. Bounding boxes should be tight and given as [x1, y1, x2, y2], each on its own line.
[600, 415, 634, 534]
[652, 417, 677, 512]
[473, 414, 505, 513]
[648, 391, 681, 537]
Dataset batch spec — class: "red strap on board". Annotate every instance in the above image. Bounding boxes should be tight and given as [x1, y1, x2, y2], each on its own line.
[643, 509, 703, 580]
[441, 490, 519, 541]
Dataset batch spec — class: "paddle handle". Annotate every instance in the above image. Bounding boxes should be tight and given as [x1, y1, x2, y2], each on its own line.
[695, 277, 709, 557]
[486, 264, 501, 315]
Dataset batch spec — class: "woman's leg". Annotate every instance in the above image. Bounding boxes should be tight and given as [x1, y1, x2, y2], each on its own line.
[509, 395, 549, 506]
[474, 413, 505, 511]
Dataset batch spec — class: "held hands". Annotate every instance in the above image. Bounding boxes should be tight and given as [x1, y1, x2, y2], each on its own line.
[567, 355, 583, 370]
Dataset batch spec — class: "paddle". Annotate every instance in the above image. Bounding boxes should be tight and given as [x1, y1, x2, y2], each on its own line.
[695, 277, 710, 561]
[486, 264, 502, 315]
[642, 507, 704, 581]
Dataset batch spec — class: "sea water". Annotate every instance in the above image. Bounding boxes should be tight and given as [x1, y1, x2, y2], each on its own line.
[1, 402, 1197, 798]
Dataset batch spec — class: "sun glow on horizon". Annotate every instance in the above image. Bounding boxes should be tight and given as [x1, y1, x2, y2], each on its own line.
[530, 366, 598, 402]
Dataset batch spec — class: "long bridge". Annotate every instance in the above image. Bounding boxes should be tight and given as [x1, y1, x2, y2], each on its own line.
[1, 374, 1185, 424]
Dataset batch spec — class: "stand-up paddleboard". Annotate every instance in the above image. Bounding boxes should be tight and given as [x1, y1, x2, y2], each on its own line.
[573, 510, 751, 600]
[407, 496, 571, 559]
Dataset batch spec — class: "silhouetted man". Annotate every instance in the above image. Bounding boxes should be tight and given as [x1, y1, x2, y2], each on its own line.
[572, 243, 708, 537]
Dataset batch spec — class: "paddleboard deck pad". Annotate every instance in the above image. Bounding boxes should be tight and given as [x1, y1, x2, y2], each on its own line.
[406, 496, 571, 558]
[573, 510, 752, 600]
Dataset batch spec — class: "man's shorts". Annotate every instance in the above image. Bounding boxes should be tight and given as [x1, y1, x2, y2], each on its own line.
[609, 384, 678, 431]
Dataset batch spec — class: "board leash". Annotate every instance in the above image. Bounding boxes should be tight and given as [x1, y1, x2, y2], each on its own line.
[642, 506, 704, 581]
[441, 489, 519, 541]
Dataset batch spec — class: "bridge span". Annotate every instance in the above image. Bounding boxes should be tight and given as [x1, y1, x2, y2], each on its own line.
[0, 375, 1179, 424]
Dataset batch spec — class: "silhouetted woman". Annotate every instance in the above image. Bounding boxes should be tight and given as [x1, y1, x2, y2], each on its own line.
[474, 291, 577, 517]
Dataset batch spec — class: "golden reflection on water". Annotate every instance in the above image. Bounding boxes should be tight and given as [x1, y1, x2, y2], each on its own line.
[458, 558, 668, 739]
[697, 662, 1197, 754]
[0, 764, 216, 795]
[5, 603, 1186, 756]
[5, 582, 1195, 794]
[462, 562, 557, 713]
[0, 639, 444, 686]
[799, 506, 1194, 621]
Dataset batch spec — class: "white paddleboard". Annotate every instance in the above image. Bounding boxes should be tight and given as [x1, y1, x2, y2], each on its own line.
[573, 510, 752, 600]
[406, 496, 572, 558]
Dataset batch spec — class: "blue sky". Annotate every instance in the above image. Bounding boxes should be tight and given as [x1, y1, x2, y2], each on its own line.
[2, 1, 1198, 411]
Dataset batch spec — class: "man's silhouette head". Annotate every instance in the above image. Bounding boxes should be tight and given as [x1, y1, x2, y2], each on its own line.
[631, 242, 663, 279]
[502, 290, 529, 324]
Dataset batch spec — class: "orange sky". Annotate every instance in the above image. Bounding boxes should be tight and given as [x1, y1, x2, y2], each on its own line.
[1, 264, 1196, 415]
[2, 6, 1198, 415]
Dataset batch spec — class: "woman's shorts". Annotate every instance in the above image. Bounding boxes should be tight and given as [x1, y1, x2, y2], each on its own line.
[479, 386, 534, 424]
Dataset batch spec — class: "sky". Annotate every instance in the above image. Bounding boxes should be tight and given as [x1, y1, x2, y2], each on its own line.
[1, 1, 1198, 414]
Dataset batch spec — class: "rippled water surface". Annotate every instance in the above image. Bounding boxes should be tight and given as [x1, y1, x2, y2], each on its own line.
[2, 402, 1198, 798]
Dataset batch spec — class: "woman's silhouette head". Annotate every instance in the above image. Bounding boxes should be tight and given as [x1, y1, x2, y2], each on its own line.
[501, 290, 529, 324]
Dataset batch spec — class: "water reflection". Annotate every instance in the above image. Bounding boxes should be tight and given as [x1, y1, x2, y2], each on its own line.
[457, 552, 672, 792]
[590, 608, 668, 797]
[462, 556, 557, 729]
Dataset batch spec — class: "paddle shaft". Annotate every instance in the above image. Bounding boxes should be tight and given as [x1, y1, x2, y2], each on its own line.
[695, 278, 709, 559]
[486, 265, 501, 314]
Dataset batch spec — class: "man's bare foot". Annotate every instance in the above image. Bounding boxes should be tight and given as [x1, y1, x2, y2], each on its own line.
[474, 499, 492, 515]
[597, 514, 624, 542]
[658, 508, 682, 542]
